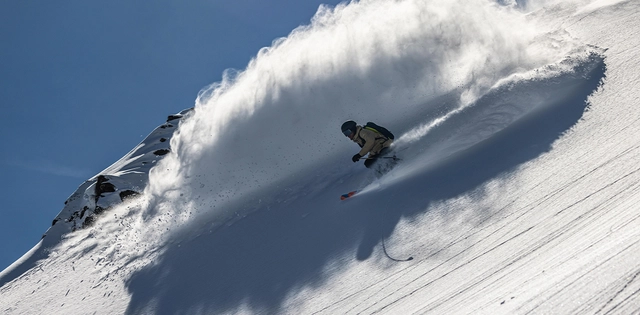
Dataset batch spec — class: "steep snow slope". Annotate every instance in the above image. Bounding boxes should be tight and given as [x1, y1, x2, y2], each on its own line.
[0, 108, 192, 289]
[2, 0, 640, 314]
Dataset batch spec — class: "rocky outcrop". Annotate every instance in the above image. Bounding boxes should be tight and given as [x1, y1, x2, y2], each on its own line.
[0, 108, 194, 288]
[48, 108, 194, 234]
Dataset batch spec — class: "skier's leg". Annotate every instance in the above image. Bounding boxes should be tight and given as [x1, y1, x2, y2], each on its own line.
[364, 156, 377, 168]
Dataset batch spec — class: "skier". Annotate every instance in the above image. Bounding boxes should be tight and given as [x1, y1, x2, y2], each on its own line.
[341, 120, 394, 169]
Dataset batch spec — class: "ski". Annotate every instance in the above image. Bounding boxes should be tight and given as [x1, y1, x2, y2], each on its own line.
[340, 190, 357, 200]
[340, 154, 402, 201]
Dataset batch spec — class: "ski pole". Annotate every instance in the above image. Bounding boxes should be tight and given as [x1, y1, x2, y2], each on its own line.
[363, 156, 402, 161]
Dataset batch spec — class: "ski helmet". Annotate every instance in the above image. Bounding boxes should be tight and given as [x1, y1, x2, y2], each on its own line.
[341, 120, 357, 136]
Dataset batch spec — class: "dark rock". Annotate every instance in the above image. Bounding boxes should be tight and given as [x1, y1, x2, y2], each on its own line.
[154, 149, 171, 156]
[83, 216, 95, 228]
[94, 206, 105, 216]
[80, 206, 88, 219]
[96, 175, 108, 183]
[98, 182, 116, 194]
[167, 115, 182, 122]
[119, 190, 140, 201]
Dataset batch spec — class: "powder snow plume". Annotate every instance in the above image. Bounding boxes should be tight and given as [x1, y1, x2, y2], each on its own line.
[52, 0, 595, 270]
[141, 0, 585, 235]
[0, 1, 612, 312]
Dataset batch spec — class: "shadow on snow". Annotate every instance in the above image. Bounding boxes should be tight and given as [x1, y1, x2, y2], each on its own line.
[125, 57, 606, 314]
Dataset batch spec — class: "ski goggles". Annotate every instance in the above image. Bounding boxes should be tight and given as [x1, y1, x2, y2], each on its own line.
[343, 129, 353, 137]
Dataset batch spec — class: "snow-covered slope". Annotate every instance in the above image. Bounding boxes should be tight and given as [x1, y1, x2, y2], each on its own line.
[0, 108, 192, 289]
[2, 0, 640, 314]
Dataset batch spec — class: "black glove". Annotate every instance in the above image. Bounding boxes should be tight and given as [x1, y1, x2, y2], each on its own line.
[352, 153, 362, 163]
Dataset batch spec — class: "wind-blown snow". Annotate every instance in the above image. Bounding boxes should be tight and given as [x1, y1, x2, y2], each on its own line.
[2, 0, 640, 314]
[145, 0, 585, 234]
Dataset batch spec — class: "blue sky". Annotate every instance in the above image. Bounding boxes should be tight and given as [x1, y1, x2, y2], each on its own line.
[0, 0, 344, 271]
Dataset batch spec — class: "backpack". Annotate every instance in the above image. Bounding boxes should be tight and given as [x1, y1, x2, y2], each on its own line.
[364, 122, 395, 140]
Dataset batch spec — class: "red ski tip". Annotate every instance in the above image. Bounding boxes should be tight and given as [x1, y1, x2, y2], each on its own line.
[340, 191, 357, 200]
